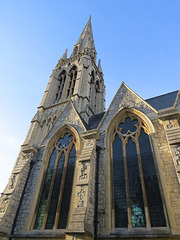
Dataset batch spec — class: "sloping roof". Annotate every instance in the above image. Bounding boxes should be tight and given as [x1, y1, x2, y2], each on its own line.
[145, 90, 178, 110]
[87, 90, 179, 130]
[88, 112, 105, 129]
[78, 112, 91, 130]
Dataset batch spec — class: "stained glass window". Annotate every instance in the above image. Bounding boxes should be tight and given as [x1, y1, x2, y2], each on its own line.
[113, 135, 128, 228]
[34, 131, 76, 230]
[112, 113, 166, 229]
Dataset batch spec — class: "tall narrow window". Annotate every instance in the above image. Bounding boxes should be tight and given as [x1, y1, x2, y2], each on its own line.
[112, 113, 166, 229]
[34, 131, 76, 230]
[89, 71, 95, 112]
[67, 66, 77, 98]
[55, 70, 66, 103]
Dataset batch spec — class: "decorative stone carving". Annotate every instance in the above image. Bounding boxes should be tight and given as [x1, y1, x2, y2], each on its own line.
[0, 195, 9, 213]
[167, 120, 175, 129]
[163, 119, 179, 130]
[15, 152, 31, 168]
[77, 186, 85, 207]
[175, 145, 180, 171]
[86, 139, 93, 147]
[79, 162, 87, 180]
[13, 147, 37, 175]
[9, 174, 17, 190]
[170, 144, 180, 183]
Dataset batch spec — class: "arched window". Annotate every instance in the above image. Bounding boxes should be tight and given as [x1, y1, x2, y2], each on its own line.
[34, 131, 76, 230]
[112, 112, 166, 228]
[55, 70, 66, 103]
[89, 71, 95, 105]
[67, 66, 77, 98]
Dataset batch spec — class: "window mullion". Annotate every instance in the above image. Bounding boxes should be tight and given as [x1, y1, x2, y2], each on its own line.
[53, 146, 72, 229]
[123, 139, 132, 229]
[136, 138, 151, 229]
[41, 152, 60, 230]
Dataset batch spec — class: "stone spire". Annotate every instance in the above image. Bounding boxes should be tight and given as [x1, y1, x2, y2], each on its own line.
[71, 16, 96, 60]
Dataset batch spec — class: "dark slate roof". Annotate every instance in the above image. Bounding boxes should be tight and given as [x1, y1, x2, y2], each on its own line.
[86, 90, 178, 130]
[88, 112, 105, 129]
[145, 90, 178, 111]
[76, 111, 91, 130]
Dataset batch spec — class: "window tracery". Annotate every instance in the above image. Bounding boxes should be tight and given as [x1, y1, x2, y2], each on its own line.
[112, 112, 166, 229]
[34, 131, 76, 230]
[55, 70, 66, 103]
[67, 66, 77, 98]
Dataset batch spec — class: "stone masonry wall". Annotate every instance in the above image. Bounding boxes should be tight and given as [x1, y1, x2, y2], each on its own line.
[12, 147, 44, 235]
[97, 133, 106, 234]
[153, 119, 180, 229]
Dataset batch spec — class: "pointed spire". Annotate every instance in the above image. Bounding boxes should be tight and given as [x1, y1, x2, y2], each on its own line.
[84, 37, 92, 49]
[60, 48, 68, 60]
[71, 17, 96, 59]
[98, 59, 103, 74]
[77, 16, 92, 44]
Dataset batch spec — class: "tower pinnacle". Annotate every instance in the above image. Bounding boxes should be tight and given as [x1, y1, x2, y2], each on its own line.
[71, 17, 96, 60]
[60, 48, 68, 60]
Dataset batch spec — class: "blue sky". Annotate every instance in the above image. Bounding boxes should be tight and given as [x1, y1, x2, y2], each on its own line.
[0, 0, 180, 192]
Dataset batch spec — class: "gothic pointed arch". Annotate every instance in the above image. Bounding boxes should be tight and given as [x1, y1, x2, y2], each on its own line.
[55, 70, 67, 103]
[66, 65, 78, 98]
[33, 125, 80, 230]
[107, 108, 167, 229]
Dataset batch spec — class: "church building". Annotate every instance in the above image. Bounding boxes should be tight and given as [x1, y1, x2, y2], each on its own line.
[0, 17, 180, 240]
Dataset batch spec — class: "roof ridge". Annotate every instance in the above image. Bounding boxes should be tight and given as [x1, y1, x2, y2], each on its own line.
[145, 90, 178, 101]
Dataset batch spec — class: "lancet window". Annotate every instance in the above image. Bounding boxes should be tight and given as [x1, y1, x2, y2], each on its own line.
[89, 71, 95, 106]
[34, 131, 76, 230]
[67, 66, 77, 98]
[112, 113, 166, 229]
[55, 70, 66, 103]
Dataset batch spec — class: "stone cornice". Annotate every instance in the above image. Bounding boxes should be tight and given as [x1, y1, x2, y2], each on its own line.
[82, 129, 100, 140]
[158, 107, 180, 120]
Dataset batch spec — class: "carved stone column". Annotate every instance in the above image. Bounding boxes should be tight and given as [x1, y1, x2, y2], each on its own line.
[66, 130, 99, 240]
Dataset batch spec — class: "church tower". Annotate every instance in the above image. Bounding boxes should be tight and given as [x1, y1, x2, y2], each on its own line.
[40, 16, 105, 122]
[0, 17, 105, 240]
